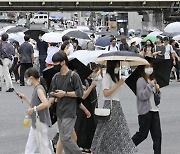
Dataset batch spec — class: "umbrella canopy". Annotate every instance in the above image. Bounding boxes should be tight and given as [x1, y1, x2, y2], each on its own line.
[125, 57, 173, 95]
[173, 35, 180, 40]
[68, 50, 109, 65]
[0, 25, 15, 35]
[128, 37, 142, 46]
[164, 22, 180, 33]
[96, 51, 149, 66]
[42, 32, 62, 43]
[8, 32, 25, 44]
[161, 31, 180, 37]
[95, 35, 112, 48]
[65, 30, 90, 40]
[141, 35, 157, 43]
[128, 29, 135, 33]
[42, 66, 57, 91]
[6, 26, 27, 33]
[68, 58, 93, 81]
[24, 28, 48, 41]
[147, 31, 163, 37]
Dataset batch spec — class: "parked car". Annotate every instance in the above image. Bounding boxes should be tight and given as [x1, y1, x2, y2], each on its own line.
[30, 14, 48, 24]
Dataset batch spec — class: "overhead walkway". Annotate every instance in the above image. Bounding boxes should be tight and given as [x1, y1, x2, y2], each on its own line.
[0, 0, 178, 11]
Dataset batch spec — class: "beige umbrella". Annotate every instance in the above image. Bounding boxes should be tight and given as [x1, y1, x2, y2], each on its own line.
[96, 51, 149, 66]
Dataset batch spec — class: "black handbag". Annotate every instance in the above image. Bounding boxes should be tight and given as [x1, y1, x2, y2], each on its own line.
[154, 92, 161, 106]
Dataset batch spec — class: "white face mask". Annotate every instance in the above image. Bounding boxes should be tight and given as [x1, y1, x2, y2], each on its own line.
[91, 73, 97, 79]
[26, 78, 32, 86]
[145, 68, 153, 75]
[114, 67, 120, 74]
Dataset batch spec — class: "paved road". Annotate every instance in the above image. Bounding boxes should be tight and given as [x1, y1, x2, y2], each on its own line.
[0, 80, 180, 154]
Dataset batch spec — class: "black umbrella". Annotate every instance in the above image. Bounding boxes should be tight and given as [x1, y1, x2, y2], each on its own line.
[65, 30, 90, 40]
[125, 57, 173, 95]
[6, 26, 28, 33]
[42, 66, 57, 92]
[24, 28, 48, 41]
[68, 57, 93, 81]
[42, 58, 93, 91]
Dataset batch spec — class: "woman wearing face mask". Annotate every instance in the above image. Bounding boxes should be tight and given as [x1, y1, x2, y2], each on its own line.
[17, 67, 52, 154]
[91, 60, 136, 154]
[142, 40, 154, 58]
[132, 64, 162, 154]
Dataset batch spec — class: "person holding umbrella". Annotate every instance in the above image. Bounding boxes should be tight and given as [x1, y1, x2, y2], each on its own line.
[131, 64, 162, 154]
[91, 60, 136, 154]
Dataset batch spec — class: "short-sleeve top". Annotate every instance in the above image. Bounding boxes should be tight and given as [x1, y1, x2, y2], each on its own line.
[31, 84, 51, 129]
[19, 42, 34, 63]
[102, 73, 122, 101]
[49, 71, 83, 119]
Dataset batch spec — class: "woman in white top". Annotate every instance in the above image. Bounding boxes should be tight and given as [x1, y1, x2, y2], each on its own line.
[91, 60, 136, 154]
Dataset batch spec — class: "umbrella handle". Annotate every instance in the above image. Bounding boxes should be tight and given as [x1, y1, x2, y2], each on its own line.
[120, 61, 122, 79]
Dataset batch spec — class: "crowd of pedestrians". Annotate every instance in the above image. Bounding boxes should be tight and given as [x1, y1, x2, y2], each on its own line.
[0, 29, 179, 154]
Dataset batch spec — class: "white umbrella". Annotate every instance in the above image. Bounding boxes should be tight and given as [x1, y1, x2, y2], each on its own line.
[42, 32, 62, 43]
[173, 35, 180, 40]
[128, 37, 142, 46]
[148, 31, 163, 37]
[164, 22, 180, 33]
[128, 29, 135, 33]
[8, 32, 25, 44]
[0, 25, 15, 35]
[68, 50, 109, 65]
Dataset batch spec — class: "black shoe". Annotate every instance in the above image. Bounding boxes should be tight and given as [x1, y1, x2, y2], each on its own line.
[6, 88, 14, 92]
[20, 83, 25, 86]
[0, 87, 2, 91]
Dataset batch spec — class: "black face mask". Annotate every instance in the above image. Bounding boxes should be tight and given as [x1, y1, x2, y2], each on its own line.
[53, 64, 62, 72]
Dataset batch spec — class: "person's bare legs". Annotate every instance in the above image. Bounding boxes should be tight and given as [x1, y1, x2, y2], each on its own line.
[56, 130, 77, 154]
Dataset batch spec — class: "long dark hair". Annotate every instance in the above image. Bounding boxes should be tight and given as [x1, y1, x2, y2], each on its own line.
[144, 39, 154, 53]
[139, 64, 154, 82]
[25, 67, 47, 92]
[106, 60, 120, 83]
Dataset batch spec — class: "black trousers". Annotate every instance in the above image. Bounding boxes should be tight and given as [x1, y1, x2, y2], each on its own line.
[10, 57, 20, 81]
[132, 111, 162, 154]
[39, 58, 46, 74]
[20, 63, 33, 85]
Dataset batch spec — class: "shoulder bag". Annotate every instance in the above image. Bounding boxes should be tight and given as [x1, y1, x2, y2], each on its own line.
[94, 81, 112, 121]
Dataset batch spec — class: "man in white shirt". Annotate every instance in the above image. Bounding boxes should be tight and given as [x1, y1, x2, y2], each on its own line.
[164, 37, 174, 59]
[105, 37, 118, 52]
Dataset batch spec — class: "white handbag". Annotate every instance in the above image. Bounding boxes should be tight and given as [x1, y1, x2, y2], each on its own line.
[94, 107, 111, 121]
[94, 82, 112, 121]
